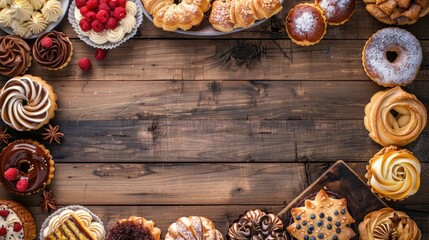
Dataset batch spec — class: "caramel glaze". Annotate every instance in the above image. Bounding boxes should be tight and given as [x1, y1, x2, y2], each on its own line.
[286, 4, 326, 43]
[0, 140, 53, 195]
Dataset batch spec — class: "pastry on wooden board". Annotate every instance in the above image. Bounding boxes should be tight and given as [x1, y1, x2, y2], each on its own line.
[165, 216, 223, 240]
[106, 216, 161, 240]
[0, 199, 37, 240]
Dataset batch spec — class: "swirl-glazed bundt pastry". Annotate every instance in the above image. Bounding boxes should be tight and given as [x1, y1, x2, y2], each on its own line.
[364, 87, 427, 146]
[0, 199, 37, 240]
[0, 35, 31, 77]
[165, 216, 223, 240]
[365, 146, 421, 201]
[32, 31, 73, 70]
[227, 209, 286, 240]
[358, 208, 421, 240]
[0, 75, 57, 131]
[106, 216, 161, 240]
[0, 139, 55, 195]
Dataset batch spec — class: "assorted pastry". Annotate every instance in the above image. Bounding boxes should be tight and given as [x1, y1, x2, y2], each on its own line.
[32, 30, 73, 70]
[0, 35, 31, 77]
[363, 0, 428, 25]
[0, 199, 37, 240]
[106, 216, 161, 240]
[0, 0, 63, 38]
[165, 216, 224, 240]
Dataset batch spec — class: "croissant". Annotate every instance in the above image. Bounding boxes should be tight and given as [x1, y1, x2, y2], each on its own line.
[165, 216, 224, 240]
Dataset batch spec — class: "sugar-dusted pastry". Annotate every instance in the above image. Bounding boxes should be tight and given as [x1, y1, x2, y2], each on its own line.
[0, 199, 37, 240]
[362, 28, 422, 87]
[363, 0, 428, 25]
[0, 75, 57, 131]
[0, 139, 55, 195]
[106, 216, 161, 240]
[315, 0, 355, 25]
[366, 146, 421, 201]
[165, 216, 223, 240]
[0, 35, 31, 77]
[364, 87, 427, 146]
[227, 209, 286, 240]
[358, 208, 421, 240]
[287, 189, 355, 240]
[32, 31, 73, 70]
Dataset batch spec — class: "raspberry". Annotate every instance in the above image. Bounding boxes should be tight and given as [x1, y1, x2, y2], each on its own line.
[99, 0, 108, 3]
[13, 223, 22, 232]
[41, 36, 53, 48]
[0, 227, 6, 236]
[95, 49, 107, 60]
[113, 7, 126, 20]
[96, 9, 109, 22]
[86, 0, 98, 10]
[4, 168, 19, 181]
[91, 19, 105, 32]
[118, 0, 126, 7]
[79, 19, 92, 31]
[80, 6, 90, 16]
[16, 178, 28, 192]
[105, 17, 118, 29]
[85, 11, 97, 22]
[108, 0, 119, 9]
[78, 57, 92, 71]
[0, 210, 9, 218]
[75, 0, 87, 8]
[98, 2, 111, 12]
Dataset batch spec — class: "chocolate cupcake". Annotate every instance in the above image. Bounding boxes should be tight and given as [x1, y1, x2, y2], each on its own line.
[32, 31, 73, 70]
[0, 35, 31, 77]
[0, 139, 55, 195]
[106, 216, 161, 240]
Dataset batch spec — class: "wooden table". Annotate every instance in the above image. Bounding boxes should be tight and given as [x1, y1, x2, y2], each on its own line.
[0, 0, 428, 238]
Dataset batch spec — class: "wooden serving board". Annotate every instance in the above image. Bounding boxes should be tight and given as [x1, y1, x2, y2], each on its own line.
[278, 160, 388, 239]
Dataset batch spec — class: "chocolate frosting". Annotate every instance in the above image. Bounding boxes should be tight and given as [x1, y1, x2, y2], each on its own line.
[0, 35, 31, 77]
[32, 31, 72, 69]
[0, 140, 53, 195]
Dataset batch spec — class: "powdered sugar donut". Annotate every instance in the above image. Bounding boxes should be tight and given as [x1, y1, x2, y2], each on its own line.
[362, 28, 422, 87]
[315, 0, 355, 25]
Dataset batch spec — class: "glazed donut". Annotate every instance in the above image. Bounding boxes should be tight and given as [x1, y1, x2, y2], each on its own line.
[362, 27, 422, 87]
[315, 0, 355, 25]
[364, 86, 427, 146]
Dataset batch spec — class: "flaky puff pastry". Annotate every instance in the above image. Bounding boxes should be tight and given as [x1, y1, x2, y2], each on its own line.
[165, 216, 223, 240]
[364, 87, 427, 146]
[366, 146, 421, 201]
[358, 208, 421, 240]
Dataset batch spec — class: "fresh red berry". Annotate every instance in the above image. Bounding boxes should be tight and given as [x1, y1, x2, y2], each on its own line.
[95, 49, 107, 60]
[4, 168, 19, 181]
[113, 6, 126, 20]
[0, 227, 6, 236]
[105, 17, 118, 29]
[85, 11, 97, 22]
[118, 0, 126, 7]
[86, 0, 98, 10]
[13, 223, 22, 232]
[98, 2, 111, 12]
[79, 19, 92, 31]
[80, 6, 90, 16]
[0, 210, 9, 218]
[99, 0, 107, 3]
[91, 19, 105, 32]
[16, 179, 28, 192]
[108, 0, 119, 9]
[96, 9, 109, 22]
[41, 36, 53, 48]
[78, 57, 92, 71]
[75, 0, 87, 8]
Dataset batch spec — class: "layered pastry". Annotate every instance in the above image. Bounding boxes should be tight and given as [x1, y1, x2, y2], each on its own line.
[362, 28, 422, 87]
[106, 216, 161, 240]
[315, 0, 355, 25]
[0, 75, 57, 131]
[32, 31, 73, 70]
[42, 207, 106, 240]
[0, 35, 31, 77]
[0, 139, 55, 195]
[227, 209, 286, 240]
[366, 146, 421, 201]
[165, 216, 223, 240]
[0, 199, 37, 240]
[364, 87, 427, 146]
[287, 189, 356, 240]
[0, 0, 63, 38]
[285, 3, 327, 46]
[363, 0, 428, 25]
[358, 208, 421, 240]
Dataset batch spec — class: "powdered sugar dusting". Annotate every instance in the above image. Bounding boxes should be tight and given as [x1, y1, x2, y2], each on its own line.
[295, 12, 316, 34]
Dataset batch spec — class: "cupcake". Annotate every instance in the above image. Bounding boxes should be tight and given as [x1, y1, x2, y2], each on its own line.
[0, 35, 31, 77]
[32, 31, 73, 70]
[315, 0, 355, 25]
[0, 139, 55, 195]
[166, 216, 223, 240]
[106, 216, 161, 240]
[286, 189, 356, 240]
[0, 199, 37, 240]
[41, 205, 106, 240]
[358, 208, 421, 240]
[227, 209, 286, 240]
[0, 75, 57, 131]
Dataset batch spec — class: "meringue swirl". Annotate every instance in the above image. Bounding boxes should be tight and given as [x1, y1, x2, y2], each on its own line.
[41, 0, 62, 22]
[366, 146, 421, 201]
[364, 86, 427, 146]
[358, 208, 421, 240]
[33, 31, 72, 70]
[0, 35, 31, 77]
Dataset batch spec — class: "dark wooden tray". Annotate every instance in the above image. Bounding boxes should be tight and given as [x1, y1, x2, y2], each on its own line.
[278, 160, 388, 240]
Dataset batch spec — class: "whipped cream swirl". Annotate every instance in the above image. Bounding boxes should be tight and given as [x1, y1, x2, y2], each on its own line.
[0, 205, 24, 239]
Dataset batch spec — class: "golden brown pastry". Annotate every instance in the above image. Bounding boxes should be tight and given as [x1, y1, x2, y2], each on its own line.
[366, 146, 421, 201]
[165, 216, 223, 240]
[364, 87, 427, 146]
[0, 200, 37, 240]
[363, 0, 428, 25]
[358, 208, 421, 240]
[315, 0, 355, 25]
[106, 216, 161, 240]
[287, 190, 355, 240]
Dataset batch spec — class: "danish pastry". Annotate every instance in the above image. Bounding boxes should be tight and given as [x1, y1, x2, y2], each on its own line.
[165, 216, 223, 240]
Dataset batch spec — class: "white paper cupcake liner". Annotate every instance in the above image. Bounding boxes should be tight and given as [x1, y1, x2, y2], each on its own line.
[68, 0, 143, 49]
[39, 205, 105, 239]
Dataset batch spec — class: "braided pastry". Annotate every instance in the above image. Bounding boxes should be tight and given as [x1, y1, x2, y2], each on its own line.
[363, 0, 429, 25]
[165, 216, 223, 240]
[364, 87, 427, 146]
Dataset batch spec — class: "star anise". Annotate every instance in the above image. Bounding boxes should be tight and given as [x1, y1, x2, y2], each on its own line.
[41, 190, 57, 213]
[42, 124, 64, 144]
[0, 126, 11, 144]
